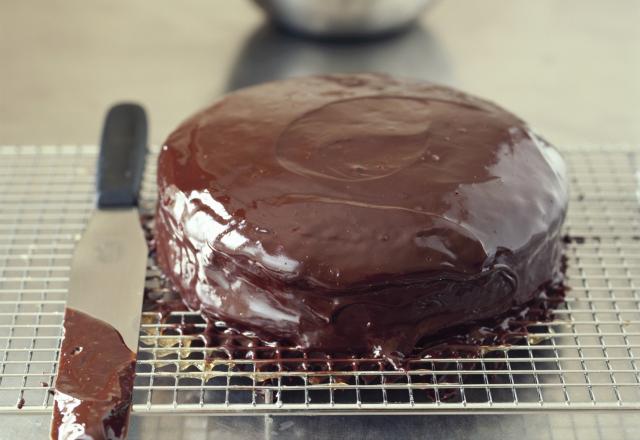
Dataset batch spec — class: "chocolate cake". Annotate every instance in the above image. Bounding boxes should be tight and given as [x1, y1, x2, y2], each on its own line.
[155, 73, 568, 358]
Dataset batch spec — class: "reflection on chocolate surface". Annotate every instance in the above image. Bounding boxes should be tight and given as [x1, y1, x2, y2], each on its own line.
[51, 308, 135, 440]
[155, 73, 569, 358]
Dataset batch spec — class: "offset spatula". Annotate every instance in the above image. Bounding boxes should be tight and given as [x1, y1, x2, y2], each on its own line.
[50, 104, 148, 440]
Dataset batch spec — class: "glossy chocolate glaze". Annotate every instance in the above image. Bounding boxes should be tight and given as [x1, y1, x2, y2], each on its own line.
[51, 308, 135, 440]
[155, 73, 568, 357]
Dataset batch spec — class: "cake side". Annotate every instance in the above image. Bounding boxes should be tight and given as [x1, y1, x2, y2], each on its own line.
[155, 73, 569, 356]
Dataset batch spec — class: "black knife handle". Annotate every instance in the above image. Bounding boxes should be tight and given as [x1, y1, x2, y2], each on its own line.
[97, 103, 148, 208]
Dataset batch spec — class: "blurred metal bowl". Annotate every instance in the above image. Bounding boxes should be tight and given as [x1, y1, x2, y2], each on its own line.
[254, 0, 433, 39]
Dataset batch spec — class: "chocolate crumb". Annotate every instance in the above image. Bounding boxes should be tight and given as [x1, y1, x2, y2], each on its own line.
[562, 234, 586, 244]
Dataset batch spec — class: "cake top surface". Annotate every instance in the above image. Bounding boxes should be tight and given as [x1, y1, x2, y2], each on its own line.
[158, 73, 568, 289]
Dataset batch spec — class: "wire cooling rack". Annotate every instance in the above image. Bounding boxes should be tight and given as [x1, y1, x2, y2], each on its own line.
[0, 144, 639, 414]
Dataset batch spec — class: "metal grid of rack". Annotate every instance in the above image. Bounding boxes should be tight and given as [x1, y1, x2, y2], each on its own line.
[0, 144, 639, 414]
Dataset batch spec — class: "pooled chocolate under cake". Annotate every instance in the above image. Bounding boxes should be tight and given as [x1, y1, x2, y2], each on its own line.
[155, 73, 568, 359]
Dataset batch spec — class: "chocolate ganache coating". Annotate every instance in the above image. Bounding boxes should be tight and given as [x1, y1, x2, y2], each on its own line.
[51, 308, 135, 440]
[155, 73, 568, 357]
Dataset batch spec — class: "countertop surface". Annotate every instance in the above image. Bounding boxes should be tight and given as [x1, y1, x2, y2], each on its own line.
[1, 0, 639, 147]
[1, 1, 640, 439]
